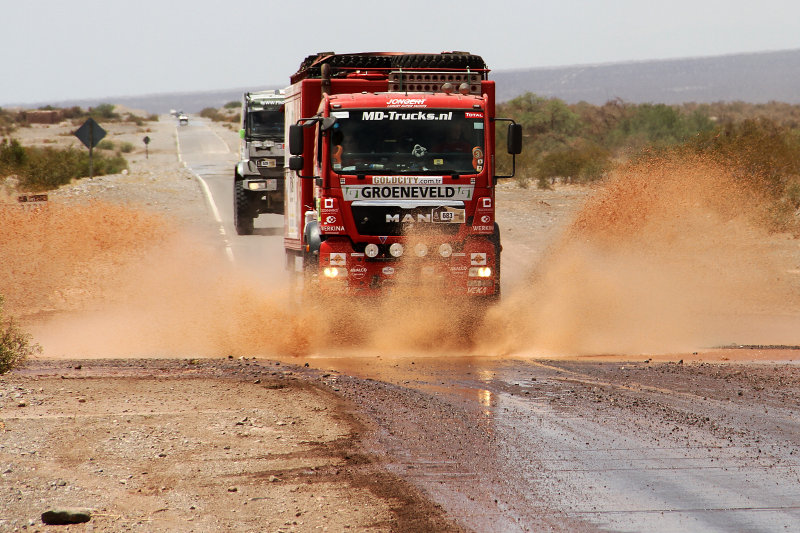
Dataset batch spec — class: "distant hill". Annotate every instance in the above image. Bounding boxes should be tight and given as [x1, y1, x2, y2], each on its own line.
[492, 48, 800, 105]
[11, 48, 800, 113]
[17, 87, 280, 116]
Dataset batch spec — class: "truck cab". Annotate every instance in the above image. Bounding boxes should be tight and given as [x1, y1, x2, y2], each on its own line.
[234, 90, 286, 235]
[284, 52, 521, 299]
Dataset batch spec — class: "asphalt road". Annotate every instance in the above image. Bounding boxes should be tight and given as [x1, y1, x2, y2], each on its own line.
[176, 119, 800, 533]
[176, 118, 287, 284]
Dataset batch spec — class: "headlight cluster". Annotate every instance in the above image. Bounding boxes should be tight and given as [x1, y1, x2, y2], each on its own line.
[363, 242, 455, 258]
[323, 267, 347, 278]
[469, 267, 492, 278]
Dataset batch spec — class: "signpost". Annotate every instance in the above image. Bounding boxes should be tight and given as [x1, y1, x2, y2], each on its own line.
[74, 118, 106, 179]
[143, 135, 151, 159]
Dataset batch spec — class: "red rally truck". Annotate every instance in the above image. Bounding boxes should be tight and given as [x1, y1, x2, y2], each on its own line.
[284, 52, 522, 298]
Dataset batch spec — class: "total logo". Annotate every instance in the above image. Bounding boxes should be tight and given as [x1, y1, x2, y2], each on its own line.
[325, 215, 336, 224]
[382, 266, 395, 276]
[480, 215, 491, 223]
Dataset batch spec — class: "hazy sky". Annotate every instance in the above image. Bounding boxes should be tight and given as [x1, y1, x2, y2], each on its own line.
[2, 0, 799, 106]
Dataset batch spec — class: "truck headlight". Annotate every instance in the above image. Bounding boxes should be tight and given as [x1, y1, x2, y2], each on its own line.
[438, 243, 453, 258]
[323, 267, 347, 278]
[364, 243, 380, 258]
[469, 267, 492, 277]
[389, 243, 404, 258]
[414, 243, 428, 257]
[247, 181, 266, 191]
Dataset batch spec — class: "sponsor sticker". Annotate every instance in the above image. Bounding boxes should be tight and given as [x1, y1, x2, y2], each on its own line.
[372, 176, 442, 185]
[465, 111, 484, 119]
[382, 266, 395, 276]
[329, 253, 346, 266]
[362, 111, 451, 121]
[350, 265, 367, 280]
[471, 253, 487, 266]
[343, 184, 473, 201]
[467, 286, 489, 294]
[386, 98, 427, 108]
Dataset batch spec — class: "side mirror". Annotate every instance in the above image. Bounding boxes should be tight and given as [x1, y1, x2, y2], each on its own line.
[320, 116, 337, 131]
[289, 156, 304, 171]
[289, 124, 304, 156]
[507, 123, 522, 155]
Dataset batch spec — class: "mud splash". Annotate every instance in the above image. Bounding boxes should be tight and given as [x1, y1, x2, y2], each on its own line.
[481, 155, 800, 356]
[2, 200, 479, 358]
[4, 155, 800, 360]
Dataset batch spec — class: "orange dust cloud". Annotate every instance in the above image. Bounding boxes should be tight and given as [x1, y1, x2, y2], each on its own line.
[482, 154, 800, 357]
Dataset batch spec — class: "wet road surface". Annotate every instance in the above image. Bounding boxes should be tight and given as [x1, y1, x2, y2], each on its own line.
[179, 119, 800, 532]
[305, 355, 800, 532]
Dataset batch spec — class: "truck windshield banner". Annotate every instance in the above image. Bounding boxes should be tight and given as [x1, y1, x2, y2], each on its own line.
[362, 111, 453, 121]
[342, 184, 474, 201]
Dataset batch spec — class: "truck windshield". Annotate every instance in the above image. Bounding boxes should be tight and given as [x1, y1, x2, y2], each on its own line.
[330, 109, 485, 175]
[247, 109, 284, 138]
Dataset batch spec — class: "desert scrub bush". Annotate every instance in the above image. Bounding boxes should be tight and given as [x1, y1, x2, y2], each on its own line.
[199, 107, 222, 121]
[119, 141, 134, 153]
[89, 103, 120, 120]
[224, 101, 241, 109]
[97, 139, 115, 150]
[536, 141, 613, 185]
[0, 295, 39, 373]
[1, 139, 128, 191]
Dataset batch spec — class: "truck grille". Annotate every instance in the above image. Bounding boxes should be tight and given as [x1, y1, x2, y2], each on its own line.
[351, 205, 461, 236]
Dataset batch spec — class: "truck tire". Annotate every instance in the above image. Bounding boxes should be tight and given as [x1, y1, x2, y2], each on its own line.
[490, 222, 502, 299]
[234, 179, 254, 235]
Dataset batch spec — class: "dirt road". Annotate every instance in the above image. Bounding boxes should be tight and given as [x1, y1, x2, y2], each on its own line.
[2, 114, 800, 531]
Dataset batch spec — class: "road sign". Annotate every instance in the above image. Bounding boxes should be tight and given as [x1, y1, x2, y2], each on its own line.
[143, 135, 151, 159]
[74, 118, 107, 179]
[74, 118, 106, 149]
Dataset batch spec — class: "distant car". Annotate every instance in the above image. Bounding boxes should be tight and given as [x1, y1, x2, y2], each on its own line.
[178, 114, 189, 125]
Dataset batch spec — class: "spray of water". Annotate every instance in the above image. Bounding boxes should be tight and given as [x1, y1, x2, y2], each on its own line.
[3, 155, 799, 359]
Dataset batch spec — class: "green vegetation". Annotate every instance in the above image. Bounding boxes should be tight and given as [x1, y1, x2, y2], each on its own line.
[0, 138, 128, 192]
[89, 103, 120, 120]
[97, 139, 115, 150]
[224, 101, 242, 109]
[200, 107, 238, 123]
[498, 93, 800, 231]
[0, 296, 39, 374]
[2, 104, 158, 129]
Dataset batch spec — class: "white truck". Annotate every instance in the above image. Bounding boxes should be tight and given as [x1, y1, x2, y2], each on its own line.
[234, 90, 285, 235]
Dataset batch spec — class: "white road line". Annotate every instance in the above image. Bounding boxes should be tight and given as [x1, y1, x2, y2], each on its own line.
[174, 125, 235, 263]
[209, 125, 232, 154]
